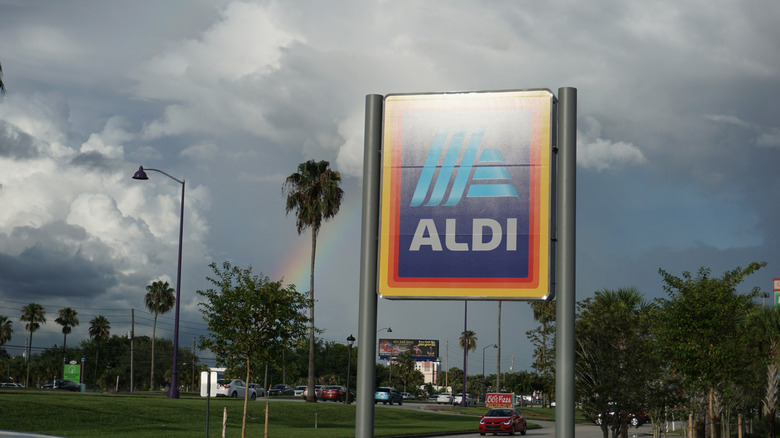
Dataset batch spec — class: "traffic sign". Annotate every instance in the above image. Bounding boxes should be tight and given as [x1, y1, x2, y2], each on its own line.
[377, 90, 554, 299]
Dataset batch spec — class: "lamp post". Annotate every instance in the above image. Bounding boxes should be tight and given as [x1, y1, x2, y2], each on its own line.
[132, 165, 185, 399]
[482, 344, 497, 402]
[345, 334, 355, 404]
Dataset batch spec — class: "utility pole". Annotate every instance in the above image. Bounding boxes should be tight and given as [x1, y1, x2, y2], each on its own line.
[192, 337, 196, 391]
[497, 301, 501, 393]
[130, 309, 134, 393]
[445, 339, 449, 390]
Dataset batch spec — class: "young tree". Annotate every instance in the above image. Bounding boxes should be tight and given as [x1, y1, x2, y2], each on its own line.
[283, 159, 343, 402]
[0, 315, 12, 346]
[576, 288, 655, 438]
[657, 263, 764, 438]
[20, 303, 45, 387]
[748, 308, 780, 438]
[527, 300, 556, 407]
[145, 280, 175, 390]
[89, 315, 111, 385]
[198, 261, 309, 438]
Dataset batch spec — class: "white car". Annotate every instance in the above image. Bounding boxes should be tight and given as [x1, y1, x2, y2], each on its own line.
[452, 393, 476, 406]
[294, 385, 307, 397]
[436, 393, 453, 404]
[215, 379, 257, 400]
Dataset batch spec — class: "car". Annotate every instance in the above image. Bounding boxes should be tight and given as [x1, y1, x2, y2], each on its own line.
[479, 408, 527, 436]
[302, 385, 322, 399]
[401, 392, 416, 400]
[436, 392, 454, 404]
[453, 393, 476, 406]
[1, 382, 22, 388]
[591, 410, 649, 428]
[41, 379, 80, 391]
[427, 395, 439, 402]
[268, 383, 294, 396]
[294, 385, 307, 397]
[248, 383, 266, 397]
[215, 379, 257, 400]
[374, 387, 403, 405]
[321, 385, 346, 402]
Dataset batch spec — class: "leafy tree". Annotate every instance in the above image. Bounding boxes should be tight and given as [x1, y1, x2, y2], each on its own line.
[748, 308, 780, 437]
[0, 315, 12, 346]
[144, 280, 175, 390]
[20, 303, 45, 387]
[576, 288, 657, 438]
[657, 263, 764, 438]
[283, 159, 343, 402]
[88, 315, 111, 385]
[198, 261, 309, 437]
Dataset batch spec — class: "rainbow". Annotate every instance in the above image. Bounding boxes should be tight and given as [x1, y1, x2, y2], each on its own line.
[273, 190, 362, 292]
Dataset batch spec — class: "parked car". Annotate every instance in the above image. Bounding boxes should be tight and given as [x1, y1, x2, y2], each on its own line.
[401, 392, 416, 400]
[294, 385, 307, 397]
[215, 379, 256, 400]
[42, 379, 80, 392]
[427, 395, 439, 403]
[479, 408, 527, 436]
[453, 393, 476, 406]
[302, 385, 322, 399]
[591, 410, 649, 428]
[436, 392, 454, 404]
[248, 383, 266, 397]
[268, 383, 294, 396]
[1, 382, 22, 388]
[322, 385, 349, 402]
[374, 387, 403, 405]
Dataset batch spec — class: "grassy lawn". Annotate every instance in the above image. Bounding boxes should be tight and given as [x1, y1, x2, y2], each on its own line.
[0, 390, 481, 437]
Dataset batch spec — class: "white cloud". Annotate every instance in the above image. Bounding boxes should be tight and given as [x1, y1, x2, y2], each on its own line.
[80, 116, 133, 159]
[335, 110, 366, 178]
[757, 128, 780, 148]
[577, 116, 647, 171]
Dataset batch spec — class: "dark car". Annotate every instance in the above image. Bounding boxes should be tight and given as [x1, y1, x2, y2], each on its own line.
[268, 384, 294, 396]
[43, 379, 80, 392]
[591, 410, 649, 428]
[374, 387, 403, 405]
[479, 408, 527, 436]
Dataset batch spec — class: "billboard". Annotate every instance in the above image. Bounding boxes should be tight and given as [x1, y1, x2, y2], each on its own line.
[485, 393, 514, 408]
[378, 339, 439, 360]
[378, 89, 554, 300]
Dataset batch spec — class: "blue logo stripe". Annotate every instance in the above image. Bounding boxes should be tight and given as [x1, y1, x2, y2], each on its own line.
[410, 130, 449, 206]
[426, 130, 466, 206]
[478, 149, 504, 162]
[467, 184, 520, 198]
[444, 129, 484, 206]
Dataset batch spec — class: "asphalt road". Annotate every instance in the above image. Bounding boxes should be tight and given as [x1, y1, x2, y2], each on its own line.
[429, 420, 653, 438]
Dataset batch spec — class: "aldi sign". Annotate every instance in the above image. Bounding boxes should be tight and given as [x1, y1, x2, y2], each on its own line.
[378, 90, 554, 299]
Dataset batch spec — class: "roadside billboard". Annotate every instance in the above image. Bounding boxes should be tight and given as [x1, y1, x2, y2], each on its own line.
[378, 89, 554, 300]
[378, 339, 439, 360]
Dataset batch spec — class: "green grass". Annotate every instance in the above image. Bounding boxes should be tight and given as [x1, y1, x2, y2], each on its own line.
[0, 390, 480, 437]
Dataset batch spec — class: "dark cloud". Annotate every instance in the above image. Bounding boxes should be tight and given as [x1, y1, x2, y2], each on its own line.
[0, 120, 40, 159]
[70, 151, 115, 171]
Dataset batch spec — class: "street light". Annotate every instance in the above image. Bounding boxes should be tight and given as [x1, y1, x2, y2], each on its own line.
[345, 334, 356, 404]
[132, 165, 185, 399]
[482, 344, 497, 402]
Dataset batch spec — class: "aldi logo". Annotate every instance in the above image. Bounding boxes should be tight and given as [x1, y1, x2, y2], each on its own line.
[378, 90, 554, 300]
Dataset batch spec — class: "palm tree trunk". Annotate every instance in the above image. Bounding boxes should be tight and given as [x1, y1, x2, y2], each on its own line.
[26, 331, 33, 388]
[151, 312, 157, 390]
[94, 341, 100, 385]
[306, 227, 318, 402]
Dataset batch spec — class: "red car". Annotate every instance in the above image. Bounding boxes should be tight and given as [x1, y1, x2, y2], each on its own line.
[321, 385, 347, 402]
[479, 408, 527, 436]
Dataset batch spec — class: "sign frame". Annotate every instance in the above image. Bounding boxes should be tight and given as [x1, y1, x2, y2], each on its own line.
[377, 89, 555, 300]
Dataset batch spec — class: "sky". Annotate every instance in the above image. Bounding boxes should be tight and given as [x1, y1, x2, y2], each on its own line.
[1, 0, 779, 379]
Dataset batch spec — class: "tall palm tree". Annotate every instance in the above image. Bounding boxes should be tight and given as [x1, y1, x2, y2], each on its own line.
[89, 315, 111, 385]
[0, 315, 13, 346]
[55, 307, 79, 349]
[20, 303, 45, 387]
[145, 280, 175, 390]
[283, 159, 343, 402]
[750, 308, 780, 438]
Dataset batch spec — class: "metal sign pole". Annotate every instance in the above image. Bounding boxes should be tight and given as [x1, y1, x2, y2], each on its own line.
[355, 94, 383, 438]
[555, 86, 577, 438]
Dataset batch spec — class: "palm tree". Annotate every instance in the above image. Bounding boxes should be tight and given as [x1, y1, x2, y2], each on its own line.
[55, 307, 79, 350]
[750, 308, 780, 438]
[20, 303, 45, 387]
[89, 315, 111, 385]
[460, 330, 478, 353]
[0, 315, 13, 346]
[145, 280, 175, 390]
[283, 159, 343, 402]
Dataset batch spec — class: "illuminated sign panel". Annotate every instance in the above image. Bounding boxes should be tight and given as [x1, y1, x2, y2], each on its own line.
[378, 90, 554, 299]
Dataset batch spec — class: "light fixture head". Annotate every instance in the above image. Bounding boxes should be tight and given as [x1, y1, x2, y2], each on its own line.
[132, 166, 149, 180]
[347, 334, 356, 346]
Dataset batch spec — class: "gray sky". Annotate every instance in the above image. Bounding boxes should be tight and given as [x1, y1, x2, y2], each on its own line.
[1, 0, 779, 376]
